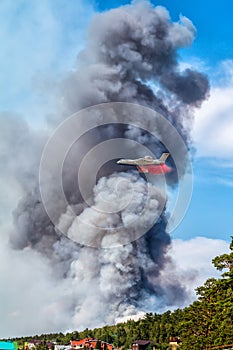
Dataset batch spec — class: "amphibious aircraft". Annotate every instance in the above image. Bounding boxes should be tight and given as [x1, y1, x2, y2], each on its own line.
[117, 153, 172, 175]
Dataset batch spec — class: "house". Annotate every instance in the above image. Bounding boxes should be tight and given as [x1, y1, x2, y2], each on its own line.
[24, 341, 42, 350]
[0, 341, 18, 350]
[70, 339, 113, 350]
[54, 345, 72, 350]
[132, 340, 151, 350]
[169, 337, 181, 350]
[24, 340, 54, 350]
[70, 339, 94, 349]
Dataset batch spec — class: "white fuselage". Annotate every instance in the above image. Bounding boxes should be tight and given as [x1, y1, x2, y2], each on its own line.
[117, 153, 169, 166]
[117, 157, 164, 166]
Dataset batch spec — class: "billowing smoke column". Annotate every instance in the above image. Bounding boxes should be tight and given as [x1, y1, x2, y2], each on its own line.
[61, 2, 209, 131]
[9, 1, 209, 329]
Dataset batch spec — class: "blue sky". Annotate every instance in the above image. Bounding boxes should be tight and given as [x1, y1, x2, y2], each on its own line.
[1, 0, 233, 337]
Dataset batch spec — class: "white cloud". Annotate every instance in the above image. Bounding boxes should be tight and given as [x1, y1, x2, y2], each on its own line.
[217, 178, 233, 187]
[166, 237, 229, 299]
[193, 60, 233, 158]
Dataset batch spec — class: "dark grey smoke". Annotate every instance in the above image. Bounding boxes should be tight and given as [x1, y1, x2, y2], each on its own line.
[8, 1, 209, 328]
[61, 2, 209, 134]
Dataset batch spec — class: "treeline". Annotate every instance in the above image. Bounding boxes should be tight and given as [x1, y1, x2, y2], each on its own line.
[7, 238, 233, 350]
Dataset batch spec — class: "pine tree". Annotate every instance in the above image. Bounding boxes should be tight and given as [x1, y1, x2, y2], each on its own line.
[179, 238, 233, 349]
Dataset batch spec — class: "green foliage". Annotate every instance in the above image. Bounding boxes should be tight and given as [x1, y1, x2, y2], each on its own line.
[212, 236, 233, 278]
[179, 237, 233, 349]
[95, 340, 102, 350]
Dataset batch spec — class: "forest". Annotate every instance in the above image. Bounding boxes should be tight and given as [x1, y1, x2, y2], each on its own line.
[4, 238, 233, 350]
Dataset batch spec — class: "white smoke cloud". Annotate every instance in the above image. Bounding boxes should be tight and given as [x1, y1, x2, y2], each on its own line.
[0, 172, 229, 339]
[55, 172, 171, 328]
[64, 172, 165, 247]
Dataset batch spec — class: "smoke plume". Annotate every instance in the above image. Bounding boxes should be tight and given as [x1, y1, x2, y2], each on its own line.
[3, 1, 210, 332]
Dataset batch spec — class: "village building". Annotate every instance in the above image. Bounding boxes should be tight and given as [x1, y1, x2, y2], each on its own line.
[0, 341, 18, 350]
[54, 345, 72, 350]
[24, 341, 42, 350]
[169, 337, 181, 350]
[132, 340, 151, 350]
[24, 341, 54, 350]
[70, 339, 112, 350]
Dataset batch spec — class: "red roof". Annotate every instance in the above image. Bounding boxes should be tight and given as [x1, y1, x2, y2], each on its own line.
[70, 339, 112, 350]
[70, 339, 95, 347]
